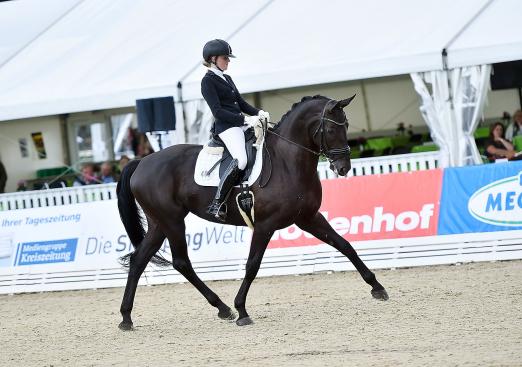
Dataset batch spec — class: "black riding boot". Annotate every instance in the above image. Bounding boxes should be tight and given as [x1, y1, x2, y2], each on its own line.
[207, 159, 242, 222]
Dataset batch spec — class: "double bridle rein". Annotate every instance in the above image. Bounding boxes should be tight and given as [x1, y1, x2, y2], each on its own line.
[266, 99, 351, 163]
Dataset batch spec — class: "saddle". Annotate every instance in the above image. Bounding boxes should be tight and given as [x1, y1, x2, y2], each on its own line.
[194, 126, 265, 188]
[207, 128, 257, 180]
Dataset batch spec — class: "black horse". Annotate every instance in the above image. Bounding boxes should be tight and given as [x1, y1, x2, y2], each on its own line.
[116, 95, 388, 330]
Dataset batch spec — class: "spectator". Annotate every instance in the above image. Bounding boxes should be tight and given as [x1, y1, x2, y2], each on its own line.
[100, 162, 116, 183]
[484, 122, 515, 162]
[73, 163, 98, 186]
[0, 159, 7, 193]
[505, 109, 522, 141]
[16, 180, 27, 192]
[118, 155, 130, 173]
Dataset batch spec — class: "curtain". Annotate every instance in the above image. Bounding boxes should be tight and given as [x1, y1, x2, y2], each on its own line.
[411, 65, 491, 167]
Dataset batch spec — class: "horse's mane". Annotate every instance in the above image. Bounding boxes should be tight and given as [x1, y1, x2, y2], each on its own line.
[273, 95, 330, 130]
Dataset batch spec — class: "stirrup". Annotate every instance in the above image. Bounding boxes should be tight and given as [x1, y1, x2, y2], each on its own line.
[207, 200, 227, 222]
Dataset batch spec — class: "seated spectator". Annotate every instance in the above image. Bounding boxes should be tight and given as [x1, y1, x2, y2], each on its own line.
[484, 122, 516, 162]
[16, 180, 27, 192]
[119, 155, 130, 172]
[100, 162, 116, 183]
[73, 163, 98, 186]
[0, 159, 6, 193]
[505, 109, 522, 141]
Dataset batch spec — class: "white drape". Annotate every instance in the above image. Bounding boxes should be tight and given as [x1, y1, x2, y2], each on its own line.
[411, 64, 491, 167]
[183, 99, 214, 144]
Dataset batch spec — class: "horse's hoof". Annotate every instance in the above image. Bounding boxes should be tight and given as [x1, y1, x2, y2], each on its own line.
[118, 321, 134, 331]
[236, 316, 253, 326]
[371, 288, 389, 301]
[218, 308, 236, 321]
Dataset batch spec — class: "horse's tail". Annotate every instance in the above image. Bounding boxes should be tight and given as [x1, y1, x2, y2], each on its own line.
[116, 160, 172, 269]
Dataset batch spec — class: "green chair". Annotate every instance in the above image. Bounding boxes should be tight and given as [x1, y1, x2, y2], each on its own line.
[364, 137, 393, 156]
[474, 127, 490, 139]
[513, 135, 522, 151]
[411, 144, 439, 153]
[391, 135, 410, 148]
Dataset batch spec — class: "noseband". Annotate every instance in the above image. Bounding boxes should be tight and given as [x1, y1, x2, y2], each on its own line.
[266, 99, 351, 164]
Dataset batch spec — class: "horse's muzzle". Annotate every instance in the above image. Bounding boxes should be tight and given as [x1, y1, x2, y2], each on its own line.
[330, 159, 351, 177]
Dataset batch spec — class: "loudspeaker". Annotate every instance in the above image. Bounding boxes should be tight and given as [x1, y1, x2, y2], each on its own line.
[491, 61, 522, 90]
[136, 96, 176, 132]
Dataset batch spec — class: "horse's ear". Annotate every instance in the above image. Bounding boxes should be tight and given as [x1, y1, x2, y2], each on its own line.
[338, 94, 356, 109]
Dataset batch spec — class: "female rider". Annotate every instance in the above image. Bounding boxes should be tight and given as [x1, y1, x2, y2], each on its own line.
[201, 39, 270, 221]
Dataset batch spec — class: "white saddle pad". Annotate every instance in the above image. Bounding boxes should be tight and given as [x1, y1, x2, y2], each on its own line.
[194, 140, 264, 187]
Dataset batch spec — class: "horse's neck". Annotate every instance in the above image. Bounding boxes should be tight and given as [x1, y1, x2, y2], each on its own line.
[271, 110, 320, 175]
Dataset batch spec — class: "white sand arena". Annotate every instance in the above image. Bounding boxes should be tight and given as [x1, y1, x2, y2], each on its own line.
[0, 260, 521, 367]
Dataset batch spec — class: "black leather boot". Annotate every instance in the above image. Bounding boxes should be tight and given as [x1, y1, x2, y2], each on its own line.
[207, 159, 242, 222]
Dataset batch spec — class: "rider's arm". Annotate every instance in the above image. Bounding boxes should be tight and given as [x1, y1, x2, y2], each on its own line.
[201, 77, 245, 124]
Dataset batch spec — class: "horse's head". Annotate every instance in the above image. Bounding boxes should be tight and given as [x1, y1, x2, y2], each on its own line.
[312, 95, 356, 176]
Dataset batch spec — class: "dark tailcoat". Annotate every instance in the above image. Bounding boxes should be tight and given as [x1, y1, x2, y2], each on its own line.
[201, 71, 259, 135]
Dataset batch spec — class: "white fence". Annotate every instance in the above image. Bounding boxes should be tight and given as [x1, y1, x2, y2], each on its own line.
[0, 151, 440, 211]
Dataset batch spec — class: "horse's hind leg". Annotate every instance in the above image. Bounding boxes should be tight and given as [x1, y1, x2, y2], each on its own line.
[162, 219, 235, 321]
[297, 212, 389, 300]
[119, 222, 166, 330]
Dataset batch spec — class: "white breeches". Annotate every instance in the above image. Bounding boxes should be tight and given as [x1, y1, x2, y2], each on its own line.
[218, 126, 248, 170]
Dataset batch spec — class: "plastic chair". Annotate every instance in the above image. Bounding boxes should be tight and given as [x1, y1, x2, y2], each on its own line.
[474, 127, 490, 139]
[411, 144, 439, 153]
[513, 135, 522, 151]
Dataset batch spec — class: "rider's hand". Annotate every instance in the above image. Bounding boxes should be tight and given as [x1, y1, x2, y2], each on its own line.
[244, 115, 261, 128]
[258, 110, 270, 122]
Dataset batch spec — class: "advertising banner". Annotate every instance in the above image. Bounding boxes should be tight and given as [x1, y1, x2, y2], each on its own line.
[438, 161, 522, 234]
[0, 201, 252, 273]
[268, 169, 444, 248]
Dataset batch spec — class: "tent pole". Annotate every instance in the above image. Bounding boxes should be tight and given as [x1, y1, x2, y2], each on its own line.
[360, 80, 372, 132]
[177, 81, 188, 143]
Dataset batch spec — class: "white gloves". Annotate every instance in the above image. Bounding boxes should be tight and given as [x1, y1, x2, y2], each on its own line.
[244, 115, 261, 128]
[258, 110, 270, 122]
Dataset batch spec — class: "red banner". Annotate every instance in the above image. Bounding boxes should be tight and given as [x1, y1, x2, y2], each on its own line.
[268, 169, 443, 248]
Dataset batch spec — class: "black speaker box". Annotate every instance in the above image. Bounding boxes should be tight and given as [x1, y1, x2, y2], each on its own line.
[136, 96, 176, 132]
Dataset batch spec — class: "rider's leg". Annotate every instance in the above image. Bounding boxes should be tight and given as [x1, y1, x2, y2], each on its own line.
[207, 127, 247, 221]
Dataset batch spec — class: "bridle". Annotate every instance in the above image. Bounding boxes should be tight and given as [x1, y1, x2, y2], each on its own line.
[266, 99, 351, 163]
[259, 99, 351, 187]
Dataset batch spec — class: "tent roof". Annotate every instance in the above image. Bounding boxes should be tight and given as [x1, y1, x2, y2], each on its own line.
[0, 0, 82, 66]
[0, 0, 519, 120]
[0, 0, 269, 121]
[447, 0, 522, 68]
[181, 0, 491, 100]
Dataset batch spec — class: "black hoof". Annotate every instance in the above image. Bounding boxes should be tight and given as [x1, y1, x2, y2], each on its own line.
[236, 316, 253, 326]
[218, 308, 236, 321]
[371, 288, 389, 301]
[118, 321, 134, 331]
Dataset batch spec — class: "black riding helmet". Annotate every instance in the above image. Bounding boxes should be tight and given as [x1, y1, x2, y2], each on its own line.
[203, 39, 236, 63]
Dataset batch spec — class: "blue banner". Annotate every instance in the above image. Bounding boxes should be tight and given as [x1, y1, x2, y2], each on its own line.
[438, 161, 522, 234]
[15, 238, 78, 266]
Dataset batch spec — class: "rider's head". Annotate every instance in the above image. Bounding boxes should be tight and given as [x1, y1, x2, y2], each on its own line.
[202, 39, 235, 71]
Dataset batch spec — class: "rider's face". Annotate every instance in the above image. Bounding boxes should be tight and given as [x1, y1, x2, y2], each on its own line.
[215, 55, 229, 71]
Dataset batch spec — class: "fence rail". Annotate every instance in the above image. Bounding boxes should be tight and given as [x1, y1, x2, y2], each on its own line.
[0, 151, 440, 211]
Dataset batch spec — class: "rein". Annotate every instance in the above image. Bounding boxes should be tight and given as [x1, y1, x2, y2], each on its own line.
[259, 99, 351, 187]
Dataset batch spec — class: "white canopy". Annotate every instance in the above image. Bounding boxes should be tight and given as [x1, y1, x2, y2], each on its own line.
[0, 0, 521, 121]
[0, 0, 82, 66]
[181, 0, 491, 100]
[0, 0, 269, 120]
[447, 0, 522, 68]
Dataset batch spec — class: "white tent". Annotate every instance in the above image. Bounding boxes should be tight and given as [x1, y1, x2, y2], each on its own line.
[1, 0, 522, 166]
[0, 0, 82, 66]
[180, 0, 492, 100]
[0, 0, 269, 121]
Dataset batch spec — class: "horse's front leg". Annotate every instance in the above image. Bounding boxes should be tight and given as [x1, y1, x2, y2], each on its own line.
[297, 212, 389, 300]
[234, 226, 274, 326]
